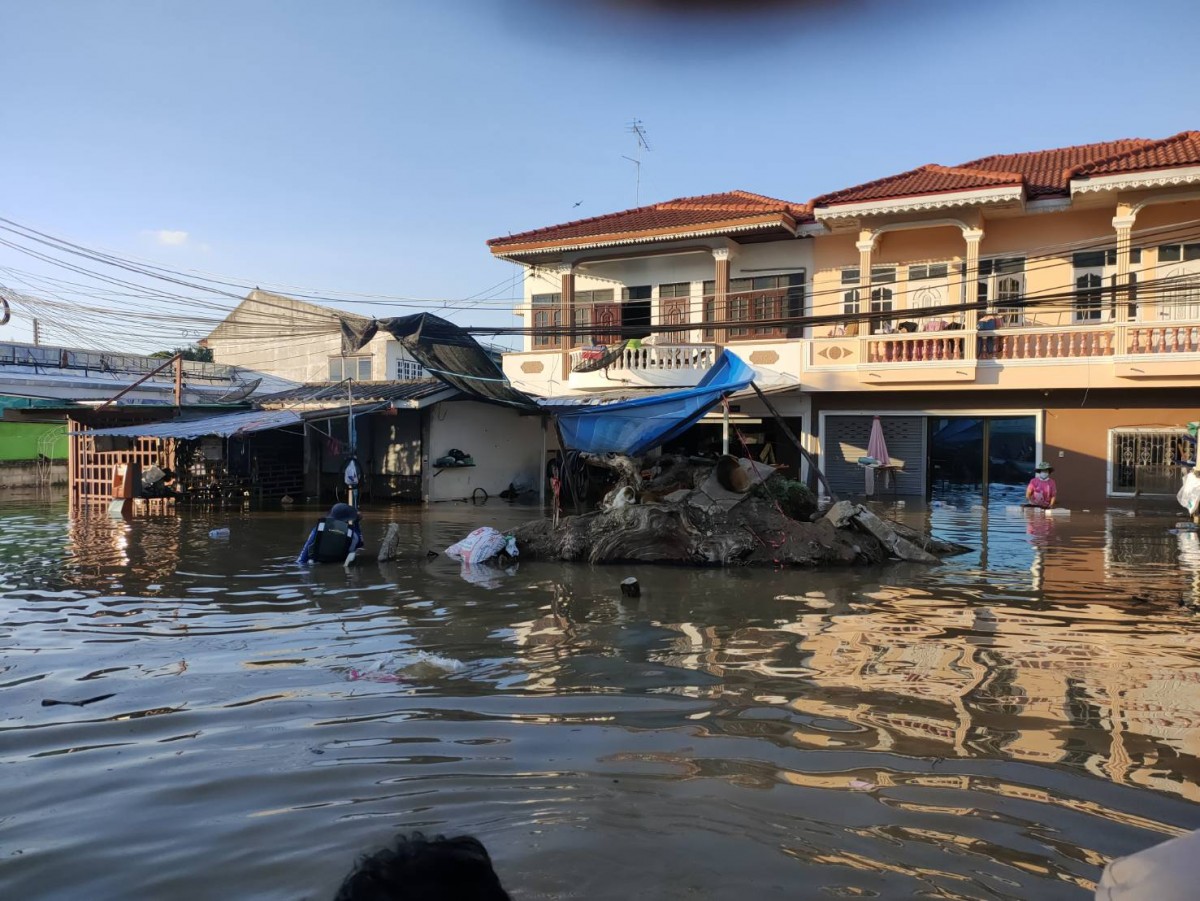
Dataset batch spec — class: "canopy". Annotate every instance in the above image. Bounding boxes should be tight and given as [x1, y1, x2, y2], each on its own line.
[72, 409, 303, 440]
[541, 350, 755, 455]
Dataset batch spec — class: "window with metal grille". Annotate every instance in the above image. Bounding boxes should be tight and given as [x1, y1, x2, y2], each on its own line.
[1109, 428, 1191, 496]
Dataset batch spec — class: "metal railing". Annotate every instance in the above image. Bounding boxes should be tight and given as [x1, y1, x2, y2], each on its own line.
[0, 341, 237, 383]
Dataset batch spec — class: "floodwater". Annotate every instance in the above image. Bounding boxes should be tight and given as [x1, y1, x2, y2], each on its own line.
[3, 493, 1200, 900]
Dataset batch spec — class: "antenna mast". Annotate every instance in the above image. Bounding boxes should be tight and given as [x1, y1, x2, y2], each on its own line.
[622, 118, 651, 206]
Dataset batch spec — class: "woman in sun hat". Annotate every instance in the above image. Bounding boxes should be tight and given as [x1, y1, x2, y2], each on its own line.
[1026, 461, 1057, 509]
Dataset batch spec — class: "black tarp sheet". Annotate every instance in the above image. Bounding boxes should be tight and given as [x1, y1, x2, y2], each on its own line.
[340, 313, 538, 409]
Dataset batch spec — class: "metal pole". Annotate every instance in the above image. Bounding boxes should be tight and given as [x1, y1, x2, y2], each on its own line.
[539, 416, 547, 508]
[98, 353, 183, 409]
[981, 418, 991, 504]
[722, 400, 730, 455]
[347, 377, 357, 507]
[174, 355, 183, 407]
[750, 382, 839, 503]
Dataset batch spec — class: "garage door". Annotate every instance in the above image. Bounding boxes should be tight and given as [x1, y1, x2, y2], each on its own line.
[823, 415, 926, 497]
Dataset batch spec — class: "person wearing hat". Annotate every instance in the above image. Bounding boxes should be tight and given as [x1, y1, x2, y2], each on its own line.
[298, 502, 364, 565]
[1026, 462, 1057, 509]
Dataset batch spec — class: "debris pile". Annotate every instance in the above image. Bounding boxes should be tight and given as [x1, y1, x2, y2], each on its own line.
[515, 455, 968, 568]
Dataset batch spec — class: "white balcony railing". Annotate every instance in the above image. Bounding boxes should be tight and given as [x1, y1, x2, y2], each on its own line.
[568, 343, 719, 374]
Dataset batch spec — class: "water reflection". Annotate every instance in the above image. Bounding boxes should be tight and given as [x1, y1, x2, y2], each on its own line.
[2, 496, 1200, 899]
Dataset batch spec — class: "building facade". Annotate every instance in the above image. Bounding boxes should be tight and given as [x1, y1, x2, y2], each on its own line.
[204, 289, 427, 384]
[490, 132, 1200, 506]
[205, 291, 546, 504]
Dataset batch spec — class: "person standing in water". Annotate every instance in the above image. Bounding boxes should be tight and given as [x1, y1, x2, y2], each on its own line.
[1026, 461, 1057, 509]
[298, 503, 364, 565]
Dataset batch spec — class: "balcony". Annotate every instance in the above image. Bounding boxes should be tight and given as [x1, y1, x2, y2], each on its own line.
[567, 343, 720, 390]
[807, 318, 1200, 387]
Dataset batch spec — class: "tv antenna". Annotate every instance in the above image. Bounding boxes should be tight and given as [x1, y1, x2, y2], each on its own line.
[622, 118, 651, 206]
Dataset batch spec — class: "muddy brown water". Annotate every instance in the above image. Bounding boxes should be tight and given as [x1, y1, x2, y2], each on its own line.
[2, 492, 1200, 900]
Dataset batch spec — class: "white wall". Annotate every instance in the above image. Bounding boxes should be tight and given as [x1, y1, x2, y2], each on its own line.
[206, 290, 408, 383]
[424, 401, 545, 502]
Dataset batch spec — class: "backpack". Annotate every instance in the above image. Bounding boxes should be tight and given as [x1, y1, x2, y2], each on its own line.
[313, 517, 353, 563]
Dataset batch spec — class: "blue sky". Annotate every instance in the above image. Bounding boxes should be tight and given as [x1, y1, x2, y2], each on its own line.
[1, 0, 1196, 350]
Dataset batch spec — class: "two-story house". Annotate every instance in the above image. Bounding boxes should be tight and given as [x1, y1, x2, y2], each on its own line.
[490, 132, 1200, 507]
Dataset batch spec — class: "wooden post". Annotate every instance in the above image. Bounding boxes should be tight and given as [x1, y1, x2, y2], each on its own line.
[174, 355, 184, 406]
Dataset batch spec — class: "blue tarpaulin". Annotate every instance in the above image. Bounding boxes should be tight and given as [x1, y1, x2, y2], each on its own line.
[340, 312, 757, 456]
[540, 350, 755, 455]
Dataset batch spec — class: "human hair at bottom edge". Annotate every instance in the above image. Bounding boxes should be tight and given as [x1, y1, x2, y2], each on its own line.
[333, 832, 512, 901]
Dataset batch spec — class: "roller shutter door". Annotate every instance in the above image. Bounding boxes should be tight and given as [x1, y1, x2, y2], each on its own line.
[823, 415, 926, 497]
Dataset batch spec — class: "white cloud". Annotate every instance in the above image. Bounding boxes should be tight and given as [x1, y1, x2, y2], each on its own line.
[149, 229, 189, 247]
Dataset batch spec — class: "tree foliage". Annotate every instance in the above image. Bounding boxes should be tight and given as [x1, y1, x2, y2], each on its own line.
[150, 344, 213, 362]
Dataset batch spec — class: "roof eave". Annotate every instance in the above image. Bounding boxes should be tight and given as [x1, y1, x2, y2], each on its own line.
[488, 213, 798, 261]
[814, 185, 1026, 221]
[1070, 164, 1200, 196]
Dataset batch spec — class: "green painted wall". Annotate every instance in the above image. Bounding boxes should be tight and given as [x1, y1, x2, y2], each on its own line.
[0, 397, 69, 461]
[0, 422, 68, 461]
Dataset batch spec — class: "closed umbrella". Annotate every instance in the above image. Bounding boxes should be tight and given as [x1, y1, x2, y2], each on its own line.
[867, 416, 891, 465]
[865, 416, 891, 496]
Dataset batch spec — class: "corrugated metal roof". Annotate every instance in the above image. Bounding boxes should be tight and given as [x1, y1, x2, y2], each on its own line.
[72, 409, 303, 439]
[256, 380, 456, 407]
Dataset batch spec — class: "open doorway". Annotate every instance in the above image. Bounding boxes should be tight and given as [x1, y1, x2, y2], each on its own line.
[928, 415, 1036, 505]
[622, 299, 652, 339]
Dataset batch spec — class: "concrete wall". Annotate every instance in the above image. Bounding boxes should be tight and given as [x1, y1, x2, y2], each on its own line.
[424, 401, 544, 502]
[0, 460, 66, 487]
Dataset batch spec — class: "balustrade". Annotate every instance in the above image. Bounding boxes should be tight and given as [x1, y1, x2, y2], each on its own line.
[568, 343, 719, 374]
[1122, 323, 1200, 355]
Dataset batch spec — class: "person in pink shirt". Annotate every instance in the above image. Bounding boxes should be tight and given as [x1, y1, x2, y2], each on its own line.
[1026, 461, 1057, 508]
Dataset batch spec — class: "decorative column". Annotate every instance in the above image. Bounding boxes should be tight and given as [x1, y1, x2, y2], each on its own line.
[962, 227, 984, 331]
[712, 246, 732, 344]
[1113, 209, 1136, 325]
[856, 229, 875, 335]
[557, 262, 574, 380]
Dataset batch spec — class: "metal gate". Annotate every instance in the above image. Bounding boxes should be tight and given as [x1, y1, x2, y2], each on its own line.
[823, 415, 926, 497]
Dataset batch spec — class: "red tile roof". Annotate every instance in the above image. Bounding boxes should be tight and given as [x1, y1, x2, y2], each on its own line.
[487, 190, 808, 251]
[816, 136, 1191, 207]
[489, 132, 1200, 253]
[962, 139, 1155, 197]
[1070, 131, 1200, 178]
[812, 164, 1024, 206]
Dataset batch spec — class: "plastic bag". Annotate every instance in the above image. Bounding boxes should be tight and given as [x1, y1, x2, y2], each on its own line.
[444, 527, 518, 564]
[1178, 471, 1200, 516]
